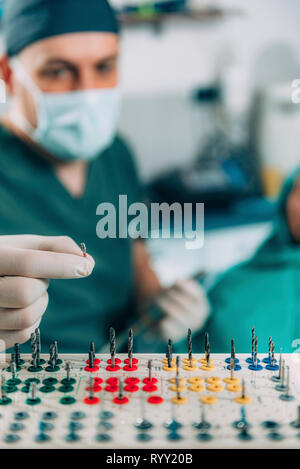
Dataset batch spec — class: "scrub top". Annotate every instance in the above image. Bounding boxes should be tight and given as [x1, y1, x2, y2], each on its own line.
[202, 167, 300, 354]
[0, 125, 141, 353]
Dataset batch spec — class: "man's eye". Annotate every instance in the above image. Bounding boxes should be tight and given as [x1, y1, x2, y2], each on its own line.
[97, 62, 114, 73]
[41, 68, 71, 78]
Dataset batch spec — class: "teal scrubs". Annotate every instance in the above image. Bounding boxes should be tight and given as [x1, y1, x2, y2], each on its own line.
[0, 125, 141, 353]
[204, 168, 300, 354]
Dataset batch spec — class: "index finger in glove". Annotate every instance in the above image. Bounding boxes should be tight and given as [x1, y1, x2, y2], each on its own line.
[0, 246, 94, 279]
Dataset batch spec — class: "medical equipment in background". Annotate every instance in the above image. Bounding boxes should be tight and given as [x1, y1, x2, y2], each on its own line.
[149, 84, 262, 207]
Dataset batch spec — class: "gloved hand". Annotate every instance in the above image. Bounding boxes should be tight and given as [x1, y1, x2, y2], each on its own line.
[155, 278, 210, 343]
[0, 235, 94, 350]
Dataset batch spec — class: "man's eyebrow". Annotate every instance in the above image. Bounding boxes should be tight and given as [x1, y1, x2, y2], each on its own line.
[40, 59, 76, 68]
[40, 54, 118, 68]
[95, 54, 118, 63]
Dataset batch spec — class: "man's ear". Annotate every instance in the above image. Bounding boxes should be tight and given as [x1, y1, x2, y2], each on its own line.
[0, 55, 14, 94]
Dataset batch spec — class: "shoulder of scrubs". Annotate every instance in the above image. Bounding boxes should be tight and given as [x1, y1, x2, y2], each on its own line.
[203, 168, 300, 353]
[248, 166, 300, 264]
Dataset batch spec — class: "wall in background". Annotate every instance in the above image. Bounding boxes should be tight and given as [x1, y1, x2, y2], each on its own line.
[120, 0, 300, 94]
[118, 0, 300, 181]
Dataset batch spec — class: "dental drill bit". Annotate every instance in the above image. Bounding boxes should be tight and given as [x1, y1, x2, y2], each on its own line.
[231, 339, 235, 362]
[272, 349, 283, 382]
[167, 339, 173, 368]
[187, 328, 192, 362]
[80, 243, 87, 257]
[205, 332, 209, 361]
[128, 328, 133, 368]
[35, 328, 41, 365]
[110, 327, 116, 368]
[280, 365, 294, 401]
[268, 336, 272, 361]
[90, 342, 95, 361]
[148, 360, 152, 382]
[275, 360, 286, 391]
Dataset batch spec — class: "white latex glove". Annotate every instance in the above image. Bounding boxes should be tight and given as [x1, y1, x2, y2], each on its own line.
[155, 278, 210, 343]
[0, 235, 95, 350]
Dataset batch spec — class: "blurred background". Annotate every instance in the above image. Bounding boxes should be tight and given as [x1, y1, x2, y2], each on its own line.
[1, 0, 300, 285]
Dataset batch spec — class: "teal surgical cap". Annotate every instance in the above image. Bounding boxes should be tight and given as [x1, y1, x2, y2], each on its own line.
[3, 0, 120, 57]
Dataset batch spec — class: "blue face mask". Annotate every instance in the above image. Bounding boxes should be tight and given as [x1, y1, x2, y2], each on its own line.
[10, 59, 121, 161]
